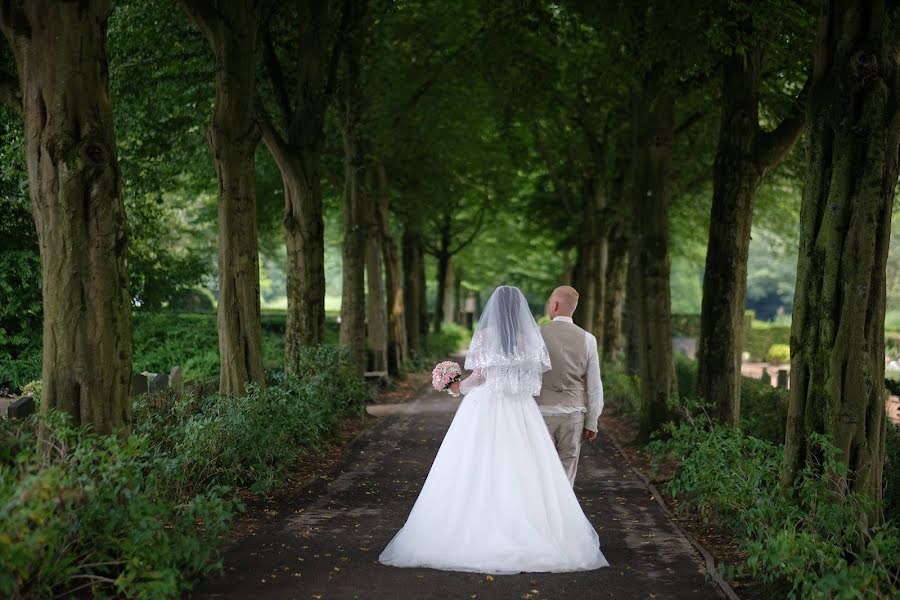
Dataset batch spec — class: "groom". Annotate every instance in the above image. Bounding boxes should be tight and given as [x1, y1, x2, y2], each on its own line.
[536, 285, 604, 486]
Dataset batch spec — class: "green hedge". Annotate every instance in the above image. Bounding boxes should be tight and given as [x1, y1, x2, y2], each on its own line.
[1, 311, 292, 392]
[744, 326, 792, 362]
[0, 345, 369, 598]
[405, 323, 472, 371]
[133, 311, 286, 381]
[649, 416, 900, 598]
[887, 421, 900, 524]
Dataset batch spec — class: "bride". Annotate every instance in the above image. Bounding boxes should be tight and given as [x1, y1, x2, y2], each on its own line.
[379, 285, 608, 574]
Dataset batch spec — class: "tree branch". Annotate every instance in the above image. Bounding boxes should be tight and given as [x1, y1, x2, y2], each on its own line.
[262, 24, 293, 131]
[391, 24, 486, 126]
[755, 74, 811, 173]
[257, 108, 292, 172]
[674, 109, 706, 138]
[323, 0, 352, 100]
[449, 205, 487, 255]
[178, 0, 221, 40]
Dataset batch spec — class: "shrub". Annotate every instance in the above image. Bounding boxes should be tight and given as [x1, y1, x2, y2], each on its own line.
[744, 326, 791, 361]
[887, 420, 900, 524]
[766, 343, 790, 365]
[671, 356, 789, 444]
[132, 311, 285, 380]
[0, 345, 368, 598]
[649, 413, 900, 599]
[674, 353, 697, 400]
[739, 377, 788, 444]
[0, 348, 41, 393]
[601, 362, 641, 417]
[410, 323, 472, 369]
[0, 413, 237, 599]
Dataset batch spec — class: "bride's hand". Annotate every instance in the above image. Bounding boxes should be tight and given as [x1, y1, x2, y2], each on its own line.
[450, 382, 461, 395]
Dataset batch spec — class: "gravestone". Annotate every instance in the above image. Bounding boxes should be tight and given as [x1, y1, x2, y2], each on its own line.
[671, 337, 698, 360]
[169, 366, 184, 394]
[8, 395, 35, 419]
[149, 372, 169, 393]
[131, 373, 149, 396]
[777, 369, 789, 389]
[760, 368, 772, 386]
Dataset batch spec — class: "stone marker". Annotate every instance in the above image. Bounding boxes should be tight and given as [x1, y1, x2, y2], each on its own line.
[149, 372, 169, 393]
[760, 368, 772, 386]
[8, 395, 35, 419]
[777, 369, 789, 389]
[131, 373, 149, 396]
[170, 366, 184, 394]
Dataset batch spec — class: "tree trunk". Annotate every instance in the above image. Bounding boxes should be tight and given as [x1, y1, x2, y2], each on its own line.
[697, 31, 805, 426]
[258, 1, 332, 365]
[402, 213, 425, 357]
[366, 175, 388, 373]
[338, 0, 369, 375]
[574, 173, 606, 335]
[281, 152, 326, 365]
[624, 241, 641, 376]
[592, 238, 608, 341]
[603, 163, 630, 364]
[376, 166, 408, 374]
[2, 0, 132, 433]
[782, 1, 899, 520]
[433, 213, 452, 334]
[561, 247, 574, 285]
[442, 260, 457, 327]
[603, 225, 629, 364]
[631, 75, 676, 443]
[181, 0, 265, 397]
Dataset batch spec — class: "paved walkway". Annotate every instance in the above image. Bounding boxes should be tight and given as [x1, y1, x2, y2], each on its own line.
[192, 384, 723, 600]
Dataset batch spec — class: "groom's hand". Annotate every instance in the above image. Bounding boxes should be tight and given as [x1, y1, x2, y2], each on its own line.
[583, 428, 597, 442]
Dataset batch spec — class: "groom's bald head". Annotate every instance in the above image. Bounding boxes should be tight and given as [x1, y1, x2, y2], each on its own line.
[547, 286, 579, 319]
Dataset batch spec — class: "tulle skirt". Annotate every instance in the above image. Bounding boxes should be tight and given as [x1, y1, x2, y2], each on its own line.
[378, 385, 609, 574]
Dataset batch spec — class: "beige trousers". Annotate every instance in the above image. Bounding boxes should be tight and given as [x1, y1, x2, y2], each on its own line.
[542, 412, 585, 486]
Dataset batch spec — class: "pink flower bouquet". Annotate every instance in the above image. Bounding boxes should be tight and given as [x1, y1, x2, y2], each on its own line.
[432, 361, 462, 397]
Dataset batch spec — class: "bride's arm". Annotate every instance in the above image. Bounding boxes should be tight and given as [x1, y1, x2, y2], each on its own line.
[454, 369, 485, 395]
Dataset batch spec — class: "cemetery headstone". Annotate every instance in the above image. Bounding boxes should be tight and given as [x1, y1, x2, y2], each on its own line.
[777, 369, 789, 389]
[149, 372, 169, 394]
[8, 395, 35, 419]
[131, 373, 149, 396]
[170, 366, 184, 394]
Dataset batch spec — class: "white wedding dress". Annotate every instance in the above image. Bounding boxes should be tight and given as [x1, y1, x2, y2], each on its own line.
[379, 286, 608, 574]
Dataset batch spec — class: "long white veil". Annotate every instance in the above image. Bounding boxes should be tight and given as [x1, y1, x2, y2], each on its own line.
[464, 285, 551, 396]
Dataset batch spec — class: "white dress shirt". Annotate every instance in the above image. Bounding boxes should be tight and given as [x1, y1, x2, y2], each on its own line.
[538, 316, 604, 432]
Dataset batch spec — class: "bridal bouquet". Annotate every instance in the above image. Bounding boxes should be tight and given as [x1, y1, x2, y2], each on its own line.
[432, 361, 462, 397]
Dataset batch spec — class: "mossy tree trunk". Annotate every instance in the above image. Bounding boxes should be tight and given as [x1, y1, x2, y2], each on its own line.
[338, 0, 369, 375]
[259, 0, 348, 368]
[181, 0, 265, 397]
[2, 0, 132, 433]
[402, 212, 426, 357]
[366, 169, 388, 373]
[782, 1, 899, 522]
[376, 165, 408, 373]
[697, 27, 805, 425]
[630, 73, 676, 443]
